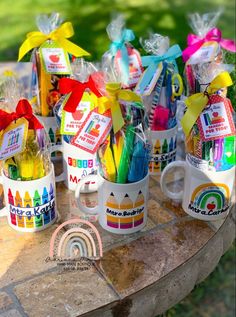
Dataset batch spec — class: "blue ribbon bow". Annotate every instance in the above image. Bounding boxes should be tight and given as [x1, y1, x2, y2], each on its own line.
[110, 29, 135, 85]
[139, 44, 182, 94]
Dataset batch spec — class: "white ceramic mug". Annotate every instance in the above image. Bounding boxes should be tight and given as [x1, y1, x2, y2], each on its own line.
[75, 173, 149, 234]
[149, 126, 178, 175]
[51, 139, 97, 191]
[160, 157, 235, 221]
[0, 165, 57, 232]
[37, 116, 61, 160]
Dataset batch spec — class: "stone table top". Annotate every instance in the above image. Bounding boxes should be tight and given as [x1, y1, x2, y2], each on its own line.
[0, 166, 235, 317]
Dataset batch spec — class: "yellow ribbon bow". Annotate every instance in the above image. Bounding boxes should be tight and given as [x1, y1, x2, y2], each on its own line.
[97, 83, 142, 134]
[18, 22, 90, 61]
[181, 71, 233, 136]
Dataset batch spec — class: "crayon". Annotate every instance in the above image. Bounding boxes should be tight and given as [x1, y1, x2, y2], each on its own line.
[17, 215, 25, 228]
[112, 131, 124, 172]
[161, 139, 168, 171]
[33, 190, 43, 228]
[15, 191, 23, 207]
[42, 187, 50, 225]
[8, 189, 14, 205]
[10, 212, 17, 226]
[153, 139, 161, 172]
[49, 183, 55, 221]
[23, 192, 32, 207]
[117, 125, 135, 183]
[5, 158, 19, 180]
[168, 137, 174, 163]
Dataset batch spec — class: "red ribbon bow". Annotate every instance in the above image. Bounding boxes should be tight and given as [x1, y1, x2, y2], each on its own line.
[182, 27, 236, 62]
[0, 99, 44, 131]
[59, 76, 102, 112]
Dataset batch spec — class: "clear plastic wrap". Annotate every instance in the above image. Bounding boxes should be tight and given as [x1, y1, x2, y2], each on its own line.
[0, 84, 51, 180]
[18, 12, 90, 117]
[137, 33, 183, 131]
[104, 14, 143, 89]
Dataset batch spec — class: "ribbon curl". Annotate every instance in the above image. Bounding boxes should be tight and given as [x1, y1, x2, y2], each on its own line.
[139, 44, 182, 94]
[97, 83, 142, 134]
[110, 29, 135, 85]
[18, 22, 90, 61]
[182, 28, 236, 62]
[59, 76, 102, 112]
[0, 99, 44, 131]
[181, 71, 232, 136]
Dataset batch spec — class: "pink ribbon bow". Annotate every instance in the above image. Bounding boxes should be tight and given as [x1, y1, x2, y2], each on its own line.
[182, 27, 236, 62]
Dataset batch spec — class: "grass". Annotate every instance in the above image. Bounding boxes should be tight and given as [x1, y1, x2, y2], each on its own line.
[163, 241, 236, 317]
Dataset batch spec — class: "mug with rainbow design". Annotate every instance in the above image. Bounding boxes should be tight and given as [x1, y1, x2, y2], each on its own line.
[160, 155, 235, 221]
[75, 173, 149, 234]
[0, 165, 57, 232]
[149, 126, 178, 175]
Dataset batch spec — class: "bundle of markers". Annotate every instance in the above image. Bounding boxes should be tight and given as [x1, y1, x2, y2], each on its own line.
[18, 12, 90, 117]
[97, 83, 151, 184]
[135, 33, 183, 131]
[0, 96, 51, 181]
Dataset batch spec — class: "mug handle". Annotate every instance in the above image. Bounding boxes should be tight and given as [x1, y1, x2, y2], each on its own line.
[160, 161, 186, 201]
[75, 174, 99, 215]
[0, 175, 7, 217]
[49, 144, 65, 182]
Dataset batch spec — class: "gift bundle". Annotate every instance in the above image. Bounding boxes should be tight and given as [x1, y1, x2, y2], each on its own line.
[134, 33, 183, 174]
[182, 10, 236, 95]
[0, 82, 57, 232]
[103, 14, 143, 89]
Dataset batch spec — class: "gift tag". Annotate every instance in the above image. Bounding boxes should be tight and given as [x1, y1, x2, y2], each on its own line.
[61, 93, 94, 135]
[0, 118, 28, 160]
[71, 108, 112, 154]
[115, 45, 143, 88]
[39, 41, 71, 75]
[135, 62, 163, 96]
[197, 95, 235, 141]
[187, 41, 219, 65]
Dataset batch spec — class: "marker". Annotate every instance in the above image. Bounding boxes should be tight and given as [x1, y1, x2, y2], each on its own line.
[161, 139, 168, 171]
[221, 136, 236, 171]
[33, 153, 45, 180]
[112, 131, 124, 172]
[117, 125, 135, 183]
[99, 141, 116, 182]
[128, 140, 149, 182]
[18, 150, 34, 180]
[5, 158, 19, 180]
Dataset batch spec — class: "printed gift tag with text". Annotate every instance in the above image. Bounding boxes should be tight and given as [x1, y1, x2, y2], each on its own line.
[197, 95, 235, 141]
[0, 118, 28, 160]
[71, 108, 112, 154]
[39, 42, 71, 75]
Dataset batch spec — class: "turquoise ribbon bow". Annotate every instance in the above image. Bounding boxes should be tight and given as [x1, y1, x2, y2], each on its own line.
[110, 29, 135, 85]
[139, 44, 182, 94]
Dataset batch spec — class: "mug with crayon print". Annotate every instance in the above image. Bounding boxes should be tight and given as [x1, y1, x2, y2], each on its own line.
[75, 172, 149, 234]
[0, 166, 57, 232]
[149, 126, 178, 174]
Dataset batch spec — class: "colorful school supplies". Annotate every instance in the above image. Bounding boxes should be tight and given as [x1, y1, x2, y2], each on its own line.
[181, 72, 236, 172]
[18, 12, 90, 116]
[0, 99, 50, 180]
[103, 14, 143, 88]
[136, 33, 183, 131]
